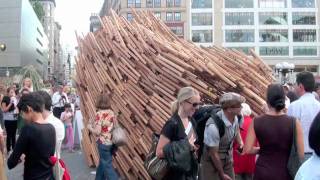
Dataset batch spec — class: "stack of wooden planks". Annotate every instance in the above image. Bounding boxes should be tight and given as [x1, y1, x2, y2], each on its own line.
[75, 10, 275, 179]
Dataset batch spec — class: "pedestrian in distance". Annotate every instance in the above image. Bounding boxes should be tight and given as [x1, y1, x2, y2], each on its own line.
[60, 103, 74, 153]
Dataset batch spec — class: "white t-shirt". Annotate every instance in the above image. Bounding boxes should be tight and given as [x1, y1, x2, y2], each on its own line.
[47, 113, 65, 158]
[52, 92, 69, 108]
[295, 154, 320, 180]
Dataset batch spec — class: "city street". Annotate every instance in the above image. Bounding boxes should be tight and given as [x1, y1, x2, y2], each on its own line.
[6, 149, 96, 180]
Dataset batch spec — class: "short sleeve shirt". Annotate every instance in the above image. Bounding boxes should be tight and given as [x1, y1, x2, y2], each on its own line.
[94, 109, 115, 145]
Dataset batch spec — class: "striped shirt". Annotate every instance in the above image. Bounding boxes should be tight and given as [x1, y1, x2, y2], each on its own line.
[204, 110, 239, 158]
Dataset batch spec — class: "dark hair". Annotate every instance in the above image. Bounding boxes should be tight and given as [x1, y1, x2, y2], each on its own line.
[35, 91, 52, 111]
[267, 84, 286, 112]
[296, 71, 315, 93]
[95, 93, 111, 110]
[21, 88, 30, 94]
[315, 83, 320, 91]
[309, 112, 320, 156]
[17, 92, 44, 113]
[7, 87, 14, 94]
[64, 103, 71, 109]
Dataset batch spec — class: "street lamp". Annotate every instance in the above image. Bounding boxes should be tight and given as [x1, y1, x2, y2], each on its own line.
[275, 62, 295, 84]
[0, 43, 6, 52]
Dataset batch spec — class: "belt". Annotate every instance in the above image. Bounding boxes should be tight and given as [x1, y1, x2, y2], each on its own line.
[305, 152, 313, 155]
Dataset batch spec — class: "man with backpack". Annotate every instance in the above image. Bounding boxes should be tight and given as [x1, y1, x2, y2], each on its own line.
[199, 92, 245, 180]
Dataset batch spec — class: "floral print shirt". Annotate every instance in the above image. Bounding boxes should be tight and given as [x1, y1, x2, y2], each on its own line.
[94, 109, 115, 145]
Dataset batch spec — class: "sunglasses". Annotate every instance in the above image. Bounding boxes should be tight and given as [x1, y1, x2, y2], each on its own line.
[185, 100, 202, 107]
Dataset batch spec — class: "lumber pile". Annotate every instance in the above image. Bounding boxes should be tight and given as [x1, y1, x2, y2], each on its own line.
[75, 10, 275, 179]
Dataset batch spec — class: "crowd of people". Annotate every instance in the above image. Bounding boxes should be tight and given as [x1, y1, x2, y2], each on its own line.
[1, 70, 320, 180]
[152, 71, 320, 180]
[0, 78, 80, 180]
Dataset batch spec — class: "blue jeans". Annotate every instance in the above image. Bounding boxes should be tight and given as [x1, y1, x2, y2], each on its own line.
[95, 142, 119, 180]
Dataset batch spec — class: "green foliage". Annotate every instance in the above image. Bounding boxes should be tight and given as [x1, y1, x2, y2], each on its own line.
[17, 65, 44, 91]
[30, 0, 45, 21]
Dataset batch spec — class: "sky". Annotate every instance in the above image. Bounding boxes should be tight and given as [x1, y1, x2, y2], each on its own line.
[55, 0, 103, 49]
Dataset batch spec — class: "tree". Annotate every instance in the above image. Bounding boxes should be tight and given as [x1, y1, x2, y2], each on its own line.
[29, 0, 45, 21]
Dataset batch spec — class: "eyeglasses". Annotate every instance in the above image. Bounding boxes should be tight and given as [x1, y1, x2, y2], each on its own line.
[185, 100, 202, 107]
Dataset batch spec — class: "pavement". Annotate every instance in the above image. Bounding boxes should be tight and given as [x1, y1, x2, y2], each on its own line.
[6, 149, 97, 180]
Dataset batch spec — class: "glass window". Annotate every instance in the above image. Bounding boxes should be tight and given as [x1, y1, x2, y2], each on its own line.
[292, 12, 316, 25]
[175, 12, 181, 21]
[171, 26, 184, 36]
[259, 29, 288, 42]
[225, 0, 253, 8]
[227, 47, 254, 54]
[146, 0, 153, 7]
[128, 0, 133, 7]
[259, 12, 287, 25]
[260, 47, 289, 56]
[167, 0, 174, 7]
[154, 12, 161, 19]
[127, 13, 133, 21]
[225, 30, 255, 42]
[192, 30, 213, 43]
[175, 0, 181, 7]
[135, 0, 141, 7]
[154, 0, 161, 7]
[192, 13, 213, 26]
[293, 46, 317, 56]
[292, 0, 315, 8]
[293, 29, 317, 42]
[192, 0, 212, 8]
[166, 12, 173, 21]
[259, 0, 287, 8]
[225, 12, 254, 25]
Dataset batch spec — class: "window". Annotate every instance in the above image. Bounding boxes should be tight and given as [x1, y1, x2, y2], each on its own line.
[259, 29, 288, 42]
[259, 0, 287, 8]
[192, 13, 213, 26]
[227, 47, 254, 54]
[37, 38, 43, 47]
[293, 29, 317, 42]
[292, 0, 315, 8]
[225, 0, 253, 8]
[154, 12, 161, 19]
[192, 30, 213, 43]
[128, 0, 135, 7]
[175, 12, 181, 21]
[167, 0, 174, 7]
[154, 0, 161, 7]
[225, 30, 254, 42]
[170, 26, 184, 36]
[166, 12, 173, 21]
[127, 13, 133, 21]
[136, 0, 141, 7]
[259, 12, 287, 25]
[175, 0, 181, 7]
[293, 46, 317, 56]
[36, 48, 43, 56]
[292, 12, 316, 25]
[260, 47, 289, 56]
[146, 0, 153, 7]
[192, 0, 212, 8]
[225, 12, 254, 25]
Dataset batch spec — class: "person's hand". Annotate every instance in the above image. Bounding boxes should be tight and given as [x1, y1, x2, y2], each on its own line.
[222, 174, 232, 180]
[237, 143, 244, 155]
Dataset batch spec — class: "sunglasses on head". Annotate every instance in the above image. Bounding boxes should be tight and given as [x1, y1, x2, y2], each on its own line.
[185, 100, 202, 107]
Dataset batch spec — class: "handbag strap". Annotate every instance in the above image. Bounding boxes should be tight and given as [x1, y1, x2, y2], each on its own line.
[291, 117, 297, 151]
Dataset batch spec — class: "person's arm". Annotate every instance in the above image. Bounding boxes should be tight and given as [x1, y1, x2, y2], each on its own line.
[156, 135, 170, 158]
[1, 102, 12, 112]
[208, 147, 232, 180]
[235, 127, 244, 150]
[7, 126, 28, 169]
[60, 112, 66, 121]
[244, 120, 260, 155]
[295, 119, 304, 160]
[87, 113, 102, 135]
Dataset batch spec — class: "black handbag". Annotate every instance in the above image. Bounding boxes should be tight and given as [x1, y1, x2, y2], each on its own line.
[287, 118, 302, 178]
[144, 134, 168, 180]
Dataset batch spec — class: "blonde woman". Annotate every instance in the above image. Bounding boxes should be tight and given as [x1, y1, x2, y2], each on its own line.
[156, 87, 201, 180]
[22, 78, 33, 92]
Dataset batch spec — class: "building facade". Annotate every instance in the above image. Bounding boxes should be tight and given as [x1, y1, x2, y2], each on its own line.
[0, 0, 48, 77]
[90, 14, 101, 32]
[189, 0, 320, 74]
[53, 22, 64, 82]
[38, 0, 56, 80]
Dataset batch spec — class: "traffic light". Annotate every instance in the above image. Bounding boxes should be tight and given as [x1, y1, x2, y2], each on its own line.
[0, 43, 6, 52]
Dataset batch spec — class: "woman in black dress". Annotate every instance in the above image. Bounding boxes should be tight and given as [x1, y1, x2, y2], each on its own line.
[7, 92, 56, 180]
[244, 84, 304, 180]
